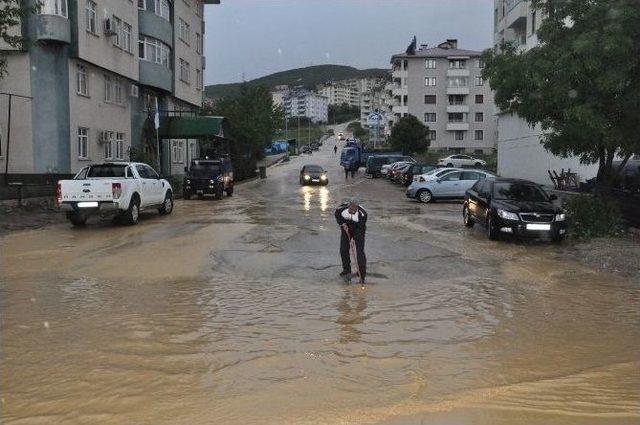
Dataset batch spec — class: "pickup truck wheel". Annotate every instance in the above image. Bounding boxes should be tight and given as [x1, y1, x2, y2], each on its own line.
[226, 187, 234, 197]
[69, 213, 87, 226]
[159, 191, 173, 215]
[123, 197, 140, 225]
[417, 189, 433, 204]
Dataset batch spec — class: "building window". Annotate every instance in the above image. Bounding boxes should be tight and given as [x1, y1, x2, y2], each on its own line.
[195, 32, 202, 54]
[138, 36, 171, 68]
[455, 131, 465, 141]
[448, 94, 465, 105]
[138, 0, 144, 9]
[85, 0, 96, 33]
[425, 77, 436, 87]
[195, 0, 202, 17]
[475, 76, 484, 86]
[424, 113, 436, 123]
[531, 10, 537, 35]
[77, 127, 89, 159]
[104, 75, 114, 102]
[478, 59, 485, 68]
[449, 59, 466, 69]
[140, 0, 170, 21]
[112, 16, 122, 47]
[115, 133, 125, 159]
[41, 0, 68, 18]
[475, 130, 484, 141]
[429, 130, 436, 140]
[475, 112, 484, 122]
[179, 59, 190, 83]
[424, 95, 436, 104]
[114, 80, 123, 105]
[196, 69, 202, 90]
[122, 23, 132, 52]
[475, 94, 484, 104]
[448, 113, 466, 123]
[76, 65, 89, 96]
[179, 18, 190, 44]
[172, 141, 185, 163]
[425, 59, 436, 69]
[447, 77, 468, 87]
[104, 131, 114, 158]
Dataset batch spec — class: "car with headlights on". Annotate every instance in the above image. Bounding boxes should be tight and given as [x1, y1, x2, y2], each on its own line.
[183, 157, 234, 200]
[407, 169, 495, 203]
[463, 178, 567, 242]
[299, 164, 328, 185]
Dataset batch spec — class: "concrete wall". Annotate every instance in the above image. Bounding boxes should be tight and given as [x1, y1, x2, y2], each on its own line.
[74, 0, 139, 81]
[496, 113, 598, 185]
[405, 55, 496, 153]
[68, 59, 133, 173]
[0, 53, 34, 174]
[172, 0, 203, 107]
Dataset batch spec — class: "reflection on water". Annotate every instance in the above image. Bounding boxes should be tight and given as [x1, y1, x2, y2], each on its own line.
[336, 287, 368, 343]
[302, 186, 330, 212]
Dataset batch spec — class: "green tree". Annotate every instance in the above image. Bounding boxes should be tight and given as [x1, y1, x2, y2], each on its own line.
[346, 121, 368, 139]
[482, 0, 640, 189]
[204, 84, 282, 178]
[328, 103, 360, 124]
[389, 114, 430, 155]
[1, 0, 40, 77]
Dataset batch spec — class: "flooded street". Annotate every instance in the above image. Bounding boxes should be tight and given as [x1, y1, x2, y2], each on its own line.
[1, 136, 639, 425]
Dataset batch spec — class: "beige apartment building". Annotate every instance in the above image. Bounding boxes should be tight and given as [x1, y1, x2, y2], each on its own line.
[493, 0, 598, 184]
[0, 0, 219, 182]
[390, 39, 497, 154]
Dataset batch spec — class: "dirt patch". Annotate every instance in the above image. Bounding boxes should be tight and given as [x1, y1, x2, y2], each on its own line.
[0, 203, 66, 236]
[565, 233, 640, 278]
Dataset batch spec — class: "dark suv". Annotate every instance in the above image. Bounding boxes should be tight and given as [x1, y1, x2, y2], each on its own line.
[183, 157, 234, 200]
[400, 164, 436, 186]
[463, 178, 567, 242]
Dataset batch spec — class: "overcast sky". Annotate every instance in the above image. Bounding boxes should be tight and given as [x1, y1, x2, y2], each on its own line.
[203, 0, 494, 85]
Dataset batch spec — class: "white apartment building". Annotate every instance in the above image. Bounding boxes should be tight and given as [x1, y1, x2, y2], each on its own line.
[318, 81, 359, 107]
[281, 88, 328, 123]
[493, 0, 598, 185]
[390, 39, 497, 154]
[0, 0, 219, 181]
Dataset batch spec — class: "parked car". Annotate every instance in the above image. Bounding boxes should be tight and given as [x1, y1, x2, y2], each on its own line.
[389, 162, 414, 183]
[386, 161, 413, 180]
[413, 167, 463, 183]
[437, 154, 486, 168]
[407, 169, 495, 203]
[400, 164, 436, 186]
[57, 162, 173, 226]
[310, 142, 320, 151]
[183, 157, 234, 200]
[300, 164, 328, 185]
[463, 178, 567, 242]
[366, 155, 413, 178]
[302, 145, 313, 154]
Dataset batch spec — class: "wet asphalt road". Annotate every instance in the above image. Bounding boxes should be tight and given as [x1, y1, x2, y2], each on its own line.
[1, 129, 639, 425]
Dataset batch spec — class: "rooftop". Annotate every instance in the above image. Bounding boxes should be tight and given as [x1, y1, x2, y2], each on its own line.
[391, 40, 483, 61]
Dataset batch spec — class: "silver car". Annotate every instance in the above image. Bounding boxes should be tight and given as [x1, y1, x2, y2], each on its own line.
[406, 169, 496, 203]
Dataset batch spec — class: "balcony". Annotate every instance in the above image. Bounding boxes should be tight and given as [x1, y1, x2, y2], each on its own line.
[392, 105, 408, 115]
[446, 122, 469, 131]
[505, 0, 527, 30]
[392, 86, 408, 97]
[391, 69, 408, 79]
[139, 61, 172, 92]
[446, 86, 470, 95]
[35, 15, 70, 44]
[447, 105, 469, 113]
[138, 9, 173, 47]
[446, 68, 470, 77]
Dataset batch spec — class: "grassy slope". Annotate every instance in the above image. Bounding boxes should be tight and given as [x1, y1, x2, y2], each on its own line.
[205, 65, 388, 100]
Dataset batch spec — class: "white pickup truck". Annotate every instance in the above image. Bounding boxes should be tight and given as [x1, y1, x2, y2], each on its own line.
[57, 162, 173, 226]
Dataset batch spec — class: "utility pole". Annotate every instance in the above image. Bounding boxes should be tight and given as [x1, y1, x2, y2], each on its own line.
[1, 92, 33, 185]
[297, 116, 300, 145]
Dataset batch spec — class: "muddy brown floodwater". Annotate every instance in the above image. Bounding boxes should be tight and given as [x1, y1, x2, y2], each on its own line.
[1, 130, 639, 425]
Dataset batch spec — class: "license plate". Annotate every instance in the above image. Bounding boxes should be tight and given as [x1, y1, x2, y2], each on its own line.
[311, 179, 319, 183]
[197, 190, 203, 194]
[77, 201, 98, 208]
[526, 223, 551, 231]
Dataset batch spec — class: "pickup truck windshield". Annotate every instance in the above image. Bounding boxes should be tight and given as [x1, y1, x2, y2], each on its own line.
[85, 165, 127, 178]
[189, 164, 222, 178]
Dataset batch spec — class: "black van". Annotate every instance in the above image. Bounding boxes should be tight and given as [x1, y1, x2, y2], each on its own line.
[183, 157, 234, 200]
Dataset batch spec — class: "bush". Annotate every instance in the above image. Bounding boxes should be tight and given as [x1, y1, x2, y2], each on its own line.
[166, 175, 183, 196]
[563, 195, 624, 240]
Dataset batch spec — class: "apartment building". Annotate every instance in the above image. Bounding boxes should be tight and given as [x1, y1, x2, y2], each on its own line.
[281, 88, 328, 123]
[318, 81, 359, 107]
[0, 0, 219, 181]
[493, 0, 598, 184]
[390, 39, 497, 154]
[360, 78, 393, 133]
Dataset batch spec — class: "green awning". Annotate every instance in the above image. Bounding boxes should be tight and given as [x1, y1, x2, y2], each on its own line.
[158, 116, 227, 139]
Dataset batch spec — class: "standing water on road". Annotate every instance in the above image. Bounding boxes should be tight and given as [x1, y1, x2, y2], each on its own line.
[1, 136, 639, 425]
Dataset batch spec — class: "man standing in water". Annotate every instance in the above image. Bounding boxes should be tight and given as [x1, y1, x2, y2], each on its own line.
[335, 200, 367, 284]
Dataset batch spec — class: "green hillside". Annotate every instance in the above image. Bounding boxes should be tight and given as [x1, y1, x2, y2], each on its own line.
[204, 65, 389, 100]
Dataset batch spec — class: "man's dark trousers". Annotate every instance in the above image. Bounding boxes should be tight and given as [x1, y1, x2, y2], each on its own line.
[340, 229, 366, 280]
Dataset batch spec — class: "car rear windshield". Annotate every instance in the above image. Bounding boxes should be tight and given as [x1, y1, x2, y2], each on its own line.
[190, 163, 221, 177]
[86, 164, 127, 178]
[493, 182, 549, 201]
[305, 166, 324, 173]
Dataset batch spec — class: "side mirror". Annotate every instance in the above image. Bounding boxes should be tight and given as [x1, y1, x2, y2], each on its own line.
[549, 194, 558, 201]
